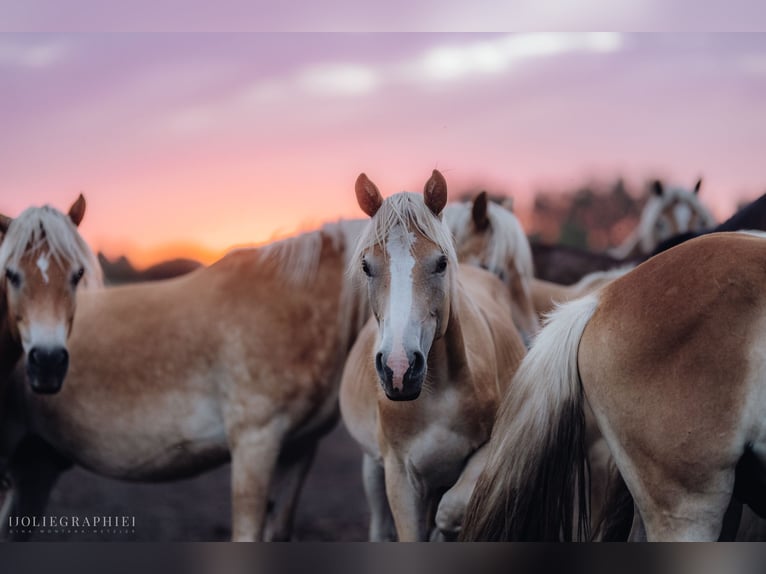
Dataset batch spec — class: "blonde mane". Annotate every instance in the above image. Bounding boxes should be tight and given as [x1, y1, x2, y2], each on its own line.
[611, 184, 716, 258]
[258, 219, 368, 285]
[443, 200, 534, 281]
[350, 192, 458, 278]
[0, 205, 102, 289]
[637, 186, 715, 250]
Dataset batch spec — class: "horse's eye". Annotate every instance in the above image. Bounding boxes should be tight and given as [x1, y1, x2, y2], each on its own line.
[5, 268, 21, 288]
[71, 267, 85, 287]
[434, 256, 448, 274]
[361, 260, 372, 277]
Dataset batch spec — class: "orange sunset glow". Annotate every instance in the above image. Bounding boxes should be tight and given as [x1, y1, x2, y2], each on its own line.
[2, 33, 766, 268]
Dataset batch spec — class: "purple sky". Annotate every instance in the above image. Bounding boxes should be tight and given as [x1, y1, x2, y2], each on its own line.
[1, 32, 765, 264]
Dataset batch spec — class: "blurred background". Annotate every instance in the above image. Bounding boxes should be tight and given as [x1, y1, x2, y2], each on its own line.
[1, 32, 765, 271]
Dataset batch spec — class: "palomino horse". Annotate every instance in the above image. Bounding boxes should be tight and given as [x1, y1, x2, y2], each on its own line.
[443, 191, 539, 344]
[2, 218, 369, 541]
[652, 192, 766, 256]
[462, 232, 766, 541]
[0, 195, 101, 392]
[609, 179, 715, 259]
[340, 170, 526, 541]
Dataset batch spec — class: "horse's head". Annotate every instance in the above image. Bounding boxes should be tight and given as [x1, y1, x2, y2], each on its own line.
[353, 170, 457, 401]
[0, 194, 101, 394]
[639, 179, 715, 254]
[443, 192, 539, 343]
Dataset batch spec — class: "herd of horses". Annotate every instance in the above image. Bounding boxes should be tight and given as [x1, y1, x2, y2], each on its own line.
[1, 173, 765, 542]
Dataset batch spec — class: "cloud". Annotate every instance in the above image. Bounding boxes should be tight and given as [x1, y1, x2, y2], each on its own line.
[414, 33, 623, 82]
[297, 63, 380, 96]
[0, 38, 69, 68]
[163, 33, 624, 134]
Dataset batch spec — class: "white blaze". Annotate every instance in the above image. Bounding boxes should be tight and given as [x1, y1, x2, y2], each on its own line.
[21, 320, 68, 354]
[385, 225, 416, 388]
[36, 253, 50, 284]
[674, 202, 693, 232]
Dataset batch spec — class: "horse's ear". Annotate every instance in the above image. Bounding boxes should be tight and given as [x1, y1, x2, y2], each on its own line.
[472, 191, 490, 231]
[68, 193, 86, 227]
[355, 174, 383, 218]
[502, 197, 514, 212]
[693, 178, 702, 194]
[424, 170, 448, 216]
[652, 180, 664, 197]
[0, 214, 11, 235]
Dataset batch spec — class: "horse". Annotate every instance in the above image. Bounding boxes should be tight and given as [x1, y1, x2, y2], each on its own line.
[0, 195, 101, 393]
[652, 192, 766, 255]
[339, 170, 526, 541]
[443, 191, 539, 344]
[1, 218, 370, 541]
[462, 231, 766, 541]
[609, 178, 715, 259]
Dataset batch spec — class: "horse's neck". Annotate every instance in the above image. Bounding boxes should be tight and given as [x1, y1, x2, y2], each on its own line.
[428, 287, 470, 385]
[610, 228, 642, 259]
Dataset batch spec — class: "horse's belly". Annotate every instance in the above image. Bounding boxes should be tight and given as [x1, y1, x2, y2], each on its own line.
[29, 390, 230, 481]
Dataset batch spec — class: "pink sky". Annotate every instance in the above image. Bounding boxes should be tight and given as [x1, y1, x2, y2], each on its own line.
[1, 33, 765, 266]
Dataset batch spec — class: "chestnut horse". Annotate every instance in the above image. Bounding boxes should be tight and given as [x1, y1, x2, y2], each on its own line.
[0, 195, 100, 524]
[0, 195, 101, 392]
[443, 191, 539, 344]
[340, 171, 526, 541]
[463, 232, 766, 541]
[2, 219, 369, 541]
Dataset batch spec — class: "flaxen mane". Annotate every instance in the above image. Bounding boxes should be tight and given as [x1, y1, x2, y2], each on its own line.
[0, 205, 102, 288]
[349, 192, 457, 277]
[258, 219, 368, 285]
[443, 199, 534, 281]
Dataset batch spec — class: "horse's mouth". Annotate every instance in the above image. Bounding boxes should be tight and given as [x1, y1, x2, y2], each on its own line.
[383, 386, 422, 402]
[27, 373, 65, 395]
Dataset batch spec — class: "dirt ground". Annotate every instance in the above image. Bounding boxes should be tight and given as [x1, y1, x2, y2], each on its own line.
[31, 422, 369, 541]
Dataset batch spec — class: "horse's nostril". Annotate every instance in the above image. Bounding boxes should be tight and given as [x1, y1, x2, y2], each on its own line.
[375, 352, 385, 375]
[410, 351, 425, 376]
[28, 348, 40, 366]
[54, 348, 69, 367]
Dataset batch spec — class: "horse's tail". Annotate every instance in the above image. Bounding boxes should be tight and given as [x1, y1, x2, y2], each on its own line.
[461, 293, 600, 541]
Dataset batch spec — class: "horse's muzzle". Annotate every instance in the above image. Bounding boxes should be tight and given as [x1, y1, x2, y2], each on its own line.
[26, 346, 69, 394]
[376, 350, 425, 401]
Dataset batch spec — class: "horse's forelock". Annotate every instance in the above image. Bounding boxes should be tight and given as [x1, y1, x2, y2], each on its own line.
[0, 205, 102, 289]
[350, 192, 458, 278]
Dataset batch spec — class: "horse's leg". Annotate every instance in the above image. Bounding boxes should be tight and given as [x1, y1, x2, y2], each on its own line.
[229, 421, 286, 542]
[719, 497, 743, 541]
[6, 436, 71, 541]
[619, 459, 732, 541]
[362, 454, 395, 541]
[383, 456, 428, 541]
[263, 440, 318, 542]
[626, 502, 648, 542]
[434, 443, 489, 540]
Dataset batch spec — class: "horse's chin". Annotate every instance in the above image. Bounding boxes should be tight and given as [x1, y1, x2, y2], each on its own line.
[26, 369, 65, 395]
[382, 385, 422, 402]
[28, 379, 64, 395]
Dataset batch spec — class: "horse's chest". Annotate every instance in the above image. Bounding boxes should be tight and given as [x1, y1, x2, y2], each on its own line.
[404, 426, 476, 489]
[383, 388, 489, 487]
